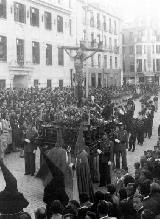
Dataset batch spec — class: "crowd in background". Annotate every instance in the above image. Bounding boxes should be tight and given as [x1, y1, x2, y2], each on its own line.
[0, 83, 159, 219]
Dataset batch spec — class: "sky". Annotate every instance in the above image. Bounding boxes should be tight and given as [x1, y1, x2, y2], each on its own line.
[89, 0, 160, 23]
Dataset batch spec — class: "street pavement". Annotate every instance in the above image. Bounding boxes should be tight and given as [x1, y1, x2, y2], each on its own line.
[0, 97, 159, 218]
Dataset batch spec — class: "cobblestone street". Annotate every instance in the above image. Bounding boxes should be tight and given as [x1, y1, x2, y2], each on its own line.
[0, 97, 159, 218]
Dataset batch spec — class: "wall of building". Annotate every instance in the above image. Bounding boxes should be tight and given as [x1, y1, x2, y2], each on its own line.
[0, 0, 122, 88]
[0, 0, 75, 88]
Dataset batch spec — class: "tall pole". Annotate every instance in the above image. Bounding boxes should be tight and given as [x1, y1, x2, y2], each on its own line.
[85, 0, 89, 98]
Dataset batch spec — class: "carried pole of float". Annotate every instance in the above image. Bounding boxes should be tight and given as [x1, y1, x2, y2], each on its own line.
[85, 0, 89, 99]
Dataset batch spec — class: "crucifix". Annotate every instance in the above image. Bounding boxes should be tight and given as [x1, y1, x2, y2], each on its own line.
[63, 41, 103, 107]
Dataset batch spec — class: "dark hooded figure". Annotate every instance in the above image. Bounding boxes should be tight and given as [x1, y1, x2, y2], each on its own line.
[37, 128, 69, 187]
[0, 159, 29, 217]
[75, 123, 94, 201]
[42, 150, 69, 218]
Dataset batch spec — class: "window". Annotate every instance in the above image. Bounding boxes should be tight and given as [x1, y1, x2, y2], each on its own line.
[129, 46, 134, 55]
[122, 34, 125, 44]
[115, 57, 118, 69]
[104, 35, 107, 48]
[57, 15, 63, 32]
[97, 13, 100, 29]
[46, 44, 52, 65]
[129, 32, 134, 41]
[90, 11, 94, 27]
[156, 45, 160, 54]
[58, 48, 64, 65]
[69, 19, 72, 35]
[0, 0, 6, 18]
[110, 56, 112, 69]
[98, 54, 101, 67]
[130, 63, 135, 72]
[91, 32, 94, 46]
[34, 79, 39, 88]
[83, 30, 86, 41]
[91, 56, 94, 67]
[30, 7, 39, 27]
[156, 59, 160, 71]
[144, 45, 146, 54]
[156, 35, 160, 42]
[109, 37, 112, 49]
[114, 20, 117, 34]
[0, 35, 7, 61]
[32, 41, 40, 64]
[97, 34, 100, 43]
[44, 11, 52, 30]
[103, 15, 106, 31]
[69, 0, 72, 8]
[136, 45, 142, 54]
[91, 73, 96, 87]
[152, 45, 155, 54]
[136, 59, 142, 72]
[153, 59, 155, 72]
[144, 59, 146, 71]
[114, 39, 117, 48]
[104, 55, 107, 68]
[109, 18, 111, 33]
[16, 39, 24, 66]
[0, 80, 6, 89]
[98, 73, 102, 87]
[47, 79, 52, 88]
[14, 2, 26, 23]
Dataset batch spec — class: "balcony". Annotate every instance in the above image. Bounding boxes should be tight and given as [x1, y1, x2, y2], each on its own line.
[17, 55, 24, 66]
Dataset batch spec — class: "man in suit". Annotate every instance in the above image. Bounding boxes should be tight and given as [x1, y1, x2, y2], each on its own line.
[115, 123, 128, 171]
[24, 124, 38, 176]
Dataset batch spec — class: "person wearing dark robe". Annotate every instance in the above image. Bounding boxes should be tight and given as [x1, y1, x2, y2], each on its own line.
[101, 99, 113, 121]
[0, 158, 29, 218]
[75, 123, 94, 201]
[98, 133, 113, 187]
[41, 149, 69, 218]
[41, 128, 69, 188]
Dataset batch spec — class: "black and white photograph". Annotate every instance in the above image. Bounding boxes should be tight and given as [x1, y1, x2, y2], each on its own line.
[0, 0, 160, 218]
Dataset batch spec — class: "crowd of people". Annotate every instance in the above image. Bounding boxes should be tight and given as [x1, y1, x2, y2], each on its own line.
[0, 83, 159, 219]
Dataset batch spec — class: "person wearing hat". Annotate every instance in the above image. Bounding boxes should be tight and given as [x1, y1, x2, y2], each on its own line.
[0, 158, 29, 217]
[115, 122, 128, 171]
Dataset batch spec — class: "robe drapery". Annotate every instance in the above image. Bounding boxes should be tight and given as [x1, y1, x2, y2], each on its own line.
[76, 150, 94, 201]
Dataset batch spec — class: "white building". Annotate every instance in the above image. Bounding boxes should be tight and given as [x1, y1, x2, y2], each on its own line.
[74, 0, 122, 87]
[0, 0, 122, 88]
[0, 0, 74, 88]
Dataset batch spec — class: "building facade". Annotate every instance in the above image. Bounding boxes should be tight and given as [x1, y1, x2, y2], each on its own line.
[123, 21, 160, 85]
[0, 0, 74, 88]
[74, 0, 122, 88]
[0, 0, 122, 88]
